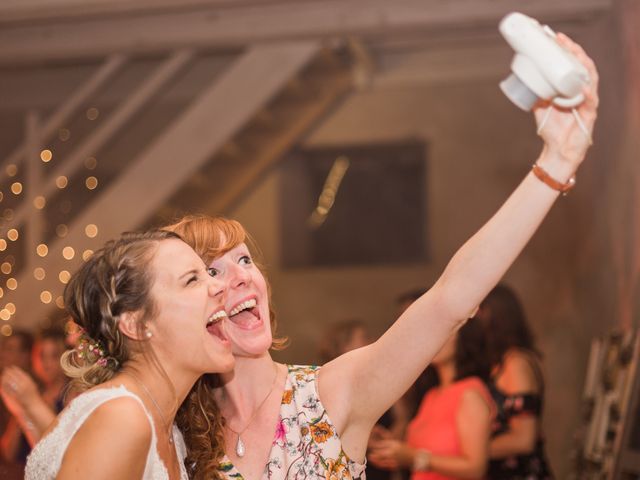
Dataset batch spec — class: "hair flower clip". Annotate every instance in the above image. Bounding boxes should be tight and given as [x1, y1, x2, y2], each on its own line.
[75, 331, 115, 368]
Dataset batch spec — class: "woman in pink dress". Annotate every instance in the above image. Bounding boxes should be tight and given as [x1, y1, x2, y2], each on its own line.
[368, 319, 495, 480]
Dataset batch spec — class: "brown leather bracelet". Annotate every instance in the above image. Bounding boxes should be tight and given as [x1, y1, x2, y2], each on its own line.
[531, 163, 576, 195]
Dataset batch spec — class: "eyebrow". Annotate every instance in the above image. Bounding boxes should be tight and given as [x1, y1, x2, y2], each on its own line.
[179, 268, 201, 280]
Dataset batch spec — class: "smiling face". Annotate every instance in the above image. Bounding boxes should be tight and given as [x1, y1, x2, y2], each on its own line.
[208, 243, 272, 358]
[145, 239, 235, 375]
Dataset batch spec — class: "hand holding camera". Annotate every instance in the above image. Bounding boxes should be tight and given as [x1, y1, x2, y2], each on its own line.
[500, 12, 599, 169]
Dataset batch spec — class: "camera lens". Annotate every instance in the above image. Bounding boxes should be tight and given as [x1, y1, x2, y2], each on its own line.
[500, 74, 540, 111]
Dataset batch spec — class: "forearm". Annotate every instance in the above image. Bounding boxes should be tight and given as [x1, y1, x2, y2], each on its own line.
[490, 427, 537, 458]
[14, 397, 57, 446]
[427, 453, 488, 479]
[434, 150, 575, 322]
[335, 154, 576, 429]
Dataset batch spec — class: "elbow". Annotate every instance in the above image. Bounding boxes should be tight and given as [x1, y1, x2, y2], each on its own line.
[513, 427, 537, 455]
[490, 430, 537, 458]
[458, 459, 488, 480]
[428, 281, 474, 330]
[520, 435, 537, 455]
[471, 458, 488, 479]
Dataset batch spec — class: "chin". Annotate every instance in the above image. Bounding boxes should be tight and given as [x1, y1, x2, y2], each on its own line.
[218, 357, 236, 373]
[232, 336, 273, 357]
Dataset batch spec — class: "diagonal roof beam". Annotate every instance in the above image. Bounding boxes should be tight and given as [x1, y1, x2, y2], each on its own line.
[2, 41, 319, 328]
[0, 54, 126, 183]
[0, 50, 193, 235]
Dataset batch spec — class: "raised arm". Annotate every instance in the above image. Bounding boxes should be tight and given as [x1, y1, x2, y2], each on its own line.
[0, 366, 57, 447]
[319, 34, 598, 460]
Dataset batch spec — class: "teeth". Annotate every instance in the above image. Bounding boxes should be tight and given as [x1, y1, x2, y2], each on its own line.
[206, 310, 227, 326]
[229, 298, 257, 316]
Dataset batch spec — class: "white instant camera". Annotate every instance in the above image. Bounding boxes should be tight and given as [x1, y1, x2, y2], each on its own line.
[499, 12, 590, 111]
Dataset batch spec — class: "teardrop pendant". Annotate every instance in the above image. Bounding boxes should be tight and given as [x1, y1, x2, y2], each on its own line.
[236, 435, 246, 457]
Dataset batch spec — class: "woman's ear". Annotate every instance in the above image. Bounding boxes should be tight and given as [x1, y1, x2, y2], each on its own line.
[117, 311, 145, 341]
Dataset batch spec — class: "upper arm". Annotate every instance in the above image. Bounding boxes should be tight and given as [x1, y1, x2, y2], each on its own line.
[496, 351, 539, 394]
[456, 389, 492, 476]
[493, 352, 540, 452]
[56, 397, 152, 480]
[321, 285, 457, 419]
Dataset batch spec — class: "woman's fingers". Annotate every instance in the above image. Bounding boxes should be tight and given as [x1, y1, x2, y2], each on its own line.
[556, 32, 599, 113]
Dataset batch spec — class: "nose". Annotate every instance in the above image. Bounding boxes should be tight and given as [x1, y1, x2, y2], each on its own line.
[227, 262, 251, 289]
[208, 276, 226, 299]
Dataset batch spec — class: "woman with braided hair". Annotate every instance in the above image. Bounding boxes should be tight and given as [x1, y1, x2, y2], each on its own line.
[22, 230, 235, 479]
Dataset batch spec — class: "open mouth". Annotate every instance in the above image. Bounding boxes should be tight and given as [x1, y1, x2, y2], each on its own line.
[228, 298, 262, 329]
[206, 310, 228, 341]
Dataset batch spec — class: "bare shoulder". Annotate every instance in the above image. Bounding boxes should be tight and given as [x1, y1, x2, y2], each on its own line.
[460, 387, 491, 418]
[57, 395, 152, 479]
[498, 349, 540, 393]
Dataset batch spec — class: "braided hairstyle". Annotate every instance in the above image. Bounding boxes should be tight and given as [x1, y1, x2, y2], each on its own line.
[61, 230, 180, 394]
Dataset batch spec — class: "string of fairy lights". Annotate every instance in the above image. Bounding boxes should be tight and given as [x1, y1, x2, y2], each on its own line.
[0, 107, 103, 337]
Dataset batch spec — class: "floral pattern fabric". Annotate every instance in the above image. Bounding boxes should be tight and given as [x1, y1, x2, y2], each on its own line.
[218, 365, 366, 480]
[488, 385, 553, 479]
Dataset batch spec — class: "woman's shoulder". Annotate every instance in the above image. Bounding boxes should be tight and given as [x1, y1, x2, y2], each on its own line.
[455, 377, 495, 416]
[26, 386, 153, 479]
[78, 393, 152, 438]
[502, 347, 541, 369]
[63, 385, 152, 438]
[455, 376, 490, 391]
[454, 377, 493, 401]
[497, 348, 542, 393]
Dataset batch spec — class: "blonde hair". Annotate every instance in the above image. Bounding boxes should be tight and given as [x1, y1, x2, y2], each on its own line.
[61, 230, 179, 394]
[163, 214, 286, 479]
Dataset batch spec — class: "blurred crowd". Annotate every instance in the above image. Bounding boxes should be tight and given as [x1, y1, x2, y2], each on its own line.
[0, 326, 73, 479]
[1, 283, 553, 480]
[321, 284, 553, 480]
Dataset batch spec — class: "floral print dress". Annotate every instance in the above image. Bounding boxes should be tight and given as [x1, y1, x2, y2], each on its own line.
[217, 365, 366, 480]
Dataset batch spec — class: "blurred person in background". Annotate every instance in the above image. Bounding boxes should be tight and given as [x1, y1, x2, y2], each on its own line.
[476, 284, 553, 479]
[31, 328, 68, 415]
[366, 289, 428, 480]
[318, 319, 370, 364]
[1, 328, 68, 461]
[368, 319, 495, 480]
[0, 329, 35, 478]
[0, 330, 33, 373]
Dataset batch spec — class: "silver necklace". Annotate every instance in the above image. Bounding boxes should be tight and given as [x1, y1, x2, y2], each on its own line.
[226, 363, 279, 457]
[125, 371, 174, 444]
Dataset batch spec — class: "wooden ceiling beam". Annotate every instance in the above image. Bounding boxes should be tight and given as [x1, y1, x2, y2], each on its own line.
[0, 0, 612, 65]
